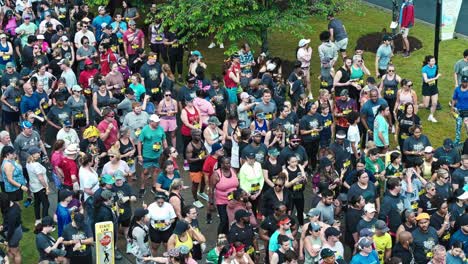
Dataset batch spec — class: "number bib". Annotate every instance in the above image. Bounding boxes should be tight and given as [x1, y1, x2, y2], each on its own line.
[250, 183, 260, 193]
[153, 142, 162, 151]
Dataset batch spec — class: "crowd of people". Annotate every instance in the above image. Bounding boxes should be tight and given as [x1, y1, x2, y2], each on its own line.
[0, 0, 467, 264]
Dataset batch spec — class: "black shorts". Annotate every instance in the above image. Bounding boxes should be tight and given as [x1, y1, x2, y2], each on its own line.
[149, 225, 174, 244]
[422, 83, 438, 96]
[2, 110, 20, 125]
[7, 188, 23, 202]
[119, 217, 131, 227]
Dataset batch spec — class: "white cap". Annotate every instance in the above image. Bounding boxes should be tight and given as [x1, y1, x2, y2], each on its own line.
[458, 191, 468, 200]
[266, 63, 276, 71]
[72, 85, 82, 91]
[363, 203, 376, 213]
[36, 34, 45, 40]
[149, 114, 160, 123]
[424, 146, 434, 153]
[298, 39, 311, 47]
[98, 6, 106, 12]
[240, 92, 249, 99]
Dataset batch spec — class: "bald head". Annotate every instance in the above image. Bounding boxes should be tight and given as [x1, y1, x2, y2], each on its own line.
[398, 231, 412, 244]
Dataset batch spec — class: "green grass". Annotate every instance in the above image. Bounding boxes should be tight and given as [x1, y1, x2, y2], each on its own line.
[18, 3, 468, 263]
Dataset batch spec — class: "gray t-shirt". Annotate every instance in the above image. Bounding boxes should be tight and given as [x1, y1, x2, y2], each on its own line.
[66, 95, 86, 115]
[454, 58, 468, 84]
[2, 86, 22, 112]
[61, 69, 77, 89]
[328, 18, 348, 41]
[76, 46, 97, 70]
[316, 201, 335, 225]
[254, 101, 277, 121]
[122, 111, 149, 141]
[14, 130, 42, 166]
[117, 97, 135, 123]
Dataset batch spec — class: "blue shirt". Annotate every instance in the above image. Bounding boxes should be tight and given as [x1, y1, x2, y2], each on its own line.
[111, 21, 127, 39]
[156, 171, 181, 191]
[450, 229, 468, 255]
[56, 203, 71, 236]
[361, 98, 388, 130]
[376, 44, 392, 70]
[319, 113, 333, 140]
[422, 64, 437, 79]
[1, 160, 26, 192]
[268, 230, 293, 253]
[373, 114, 389, 147]
[350, 250, 380, 264]
[20, 93, 40, 115]
[453, 85, 468, 110]
[92, 15, 112, 42]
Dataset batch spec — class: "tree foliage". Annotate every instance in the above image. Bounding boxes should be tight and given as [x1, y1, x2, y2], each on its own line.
[156, 0, 360, 53]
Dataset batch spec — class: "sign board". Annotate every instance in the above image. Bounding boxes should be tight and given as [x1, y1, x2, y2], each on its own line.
[441, 0, 463, 40]
[95, 221, 115, 264]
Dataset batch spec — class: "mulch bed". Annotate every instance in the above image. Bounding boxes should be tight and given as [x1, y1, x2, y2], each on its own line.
[356, 32, 423, 53]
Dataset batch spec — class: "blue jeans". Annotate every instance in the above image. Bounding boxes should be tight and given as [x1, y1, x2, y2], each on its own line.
[455, 116, 466, 144]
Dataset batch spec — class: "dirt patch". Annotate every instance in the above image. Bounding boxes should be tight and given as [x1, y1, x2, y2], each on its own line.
[356, 32, 423, 53]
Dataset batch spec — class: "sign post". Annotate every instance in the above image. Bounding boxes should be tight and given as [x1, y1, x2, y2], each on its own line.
[95, 221, 115, 264]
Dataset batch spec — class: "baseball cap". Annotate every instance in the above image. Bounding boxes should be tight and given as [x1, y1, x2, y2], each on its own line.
[27, 146, 41, 155]
[364, 203, 377, 213]
[57, 58, 70, 66]
[320, 248, 335, 259]
[45, 22, 53, 27]
[101, 189, 114, 200]
[298, 39, 311, 47]
[462, 76, 468, 83]
[289, 134, 301, 142]
[20, 121, 33, 129]
[307, 208, 321, 217]
[235, 209, 252, 221]
[443, 138, 454, 149]
[424, 146, 434, 153]
[383, 35, 392, 41]
[246, 152, 256, 159]
[268, 148, 280, 157]
[358, 237, 373, 248]
[340, 89, 349, 96]
[100, 174, 115, 185]
[72, 85, 82, 91]
[173, 221, 189, 235]
[208, 116, 221, 126]
[63, 120, 72, 127]
[114, 170, 126, 181]
[149, 114, 160, 123]
[211, 143, 223, 155]
[310, 222, 321, 232]
[336, 130, 346, 139]
[98, 6, 106, 12]
[359, 228, 374, 237]
[191, 50, 203, 58]
[240, 92, 250, 99]
[6, 62, 15, 68]
[37, 34, 45, 40]
[375, 220, 390, 232]
[128, 19, 136, 26]
[415, 212, 430, 221]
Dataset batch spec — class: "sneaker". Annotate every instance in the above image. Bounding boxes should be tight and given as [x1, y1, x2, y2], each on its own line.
[198, 192, 209, 201]
[206, 214, 213, 224]
[208, 42, 216, 49]
[115, 250, 123, 260]
[219, 43, 224, 49]
[308, 93, 314, 100]
[44, 143, 51, 148]
[183, 160, 189, 171]
[428, 115, 438, 123]
[138, 189, 145, 198]
[23, 199, 32, 208]
[193, 200, 204, 208]
[35, 219, 41, 226]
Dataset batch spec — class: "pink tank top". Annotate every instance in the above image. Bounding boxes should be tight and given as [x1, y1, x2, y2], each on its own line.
[399, 90, 413, 105]
[215, 168, 239, 205]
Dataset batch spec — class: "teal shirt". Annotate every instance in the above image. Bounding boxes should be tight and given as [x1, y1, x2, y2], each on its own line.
[376, 44, 392, 70]
[129, 83, 146, 101]
[139, 124, 166, 160]
[373, 114, 389, 147]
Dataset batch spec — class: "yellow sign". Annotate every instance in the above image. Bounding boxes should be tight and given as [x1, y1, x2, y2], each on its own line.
[95, 221, 114, 264]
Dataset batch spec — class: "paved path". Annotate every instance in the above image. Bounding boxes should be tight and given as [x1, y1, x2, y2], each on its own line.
[365, 0, 468, 36]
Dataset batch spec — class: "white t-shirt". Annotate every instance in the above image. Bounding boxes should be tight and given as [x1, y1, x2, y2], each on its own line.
[79, 167, 99, 201]
[26, 161, 48, 193]
[322, 241, 345, 260]
[347, 124, 361, 152]
[102, 160, 131, 176]
[147, 202, 176, 231]
[56, 128, 80, 148]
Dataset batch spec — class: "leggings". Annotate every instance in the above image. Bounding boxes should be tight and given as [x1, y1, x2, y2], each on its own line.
[216, 204, 229, 235]
[291, 195, 305, 226]
[304, 139, 320, 171]
[182, 135, 192, 160]
[33, 189, 50, 220]
[150, 43, 168, 62]
[169, 51, 183, 75]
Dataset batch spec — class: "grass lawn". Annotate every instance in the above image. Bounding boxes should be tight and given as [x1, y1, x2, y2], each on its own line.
[17, 3, 468, 263]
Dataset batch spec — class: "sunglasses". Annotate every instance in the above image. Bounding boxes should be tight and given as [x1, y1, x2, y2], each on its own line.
[274, 184, 283, 188]
[387, 70, 395, 72]
[171, 150, 177, 154]
[442, 176, 449, 180]
[83, 42, 89, 44]
[165, 94, 171, 97]
[109, 155, 115, 158]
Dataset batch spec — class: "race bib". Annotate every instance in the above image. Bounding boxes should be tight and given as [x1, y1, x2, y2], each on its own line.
[359, 79, 365, 85]
[84, 88, 92, 95]
[118, 39, 123, 44]
[15, 96, 21, 103]
[153, 142, 161, 151]
[154, 222, 165, 229]
[2, 55, 10, 60]
[121, 88, 126, 94]
[343, 109, 352, 115]
[155, 36, 163, 41]
[321, 81, 329, 87]
[411, 201, 418, 210]
[131, 44, 139, 49]
[42, 102, 49, 109]
[247, 111, 253, 117]
[246, 246, 254, 255]
[251, 183, 260, 193]
[151, 87, 160, 94]
[127, 158, 135, 165]
[227, 192, 234, 201]
[172, 43, 179, 48]
[198, 150, 206, 159]
[442, 233, 450, 241]
[385, 89, 394, 95]
[75, 113, 84, 119]
[399, 105, 405, 110]
[400, 134, 409, 139]
[311, 130, 319, 136]
[265, 113, 272, 120]
[79, 244, 86, 251]
[324, 120, 332, 127]
[58, 14, 66, 19]
[111, 45, 118, 52]
[135, 128, 142, 136]
[343, 160, 351, 168]
[193, 123, 201, 129]
[293, 183, 303, 191]
[427, 80, 435, 86]
[35, 109, 42, 115]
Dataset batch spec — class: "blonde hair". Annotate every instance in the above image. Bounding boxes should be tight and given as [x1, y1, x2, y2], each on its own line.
[169, 178, 183, 192]
[108, 146, 121, 160]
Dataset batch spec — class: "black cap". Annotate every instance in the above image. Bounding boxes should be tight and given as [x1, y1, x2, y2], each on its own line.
[125, 88, 135, 95]
[289, 134, 301, 141]
[58, 189, 74, 202]
[46, 22, 53, 27]
[186, 76, 196, 83]
[235, 209, 252, 221]
[461, 214, 468, 226]
[134, 208, 149, 218]
[105, 24, 113, 30]
[462, 75, 468, 83]
[246, 152, 255, 159]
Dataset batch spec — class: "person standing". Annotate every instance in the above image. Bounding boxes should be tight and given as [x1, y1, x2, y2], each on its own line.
[0, 192, 24, 264]
[297, 39, 312, 99]
[399, 0, 415, 57]
[412, 212, 439, 264]
[454, 49, 468, 87]
[375, 35, 393, 78]
[137, 114, 167, 197]
[421, 55, 442, 123]
[62, 213, 94, 263]
[451, 75, 468, 144]
[299, 102, 322, 172]
[327, 12, 349, 59]
[26, 146, 50, 226]
[185, 129, 207, 209]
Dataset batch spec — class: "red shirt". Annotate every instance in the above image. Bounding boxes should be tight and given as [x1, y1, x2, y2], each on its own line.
[99, 49, 117, 76]
[181, 107, 199, 136]
[223, 64, 241, 88]
[202, 155, 218, 178]
[97, 119, 119, 150]
[59, 157, 78, 187]
[123, 29, 145, 56]
[79, 68, 99, 90]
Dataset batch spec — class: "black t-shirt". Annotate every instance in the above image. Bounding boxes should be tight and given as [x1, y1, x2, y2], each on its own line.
[62, 224, 93, 257]
[430, 212, 451, 244]
[164, 32, 183, 54]
[262, 158, 283, 182]
[112, 183, 134, 221]
[241, 143, 268, 164]
[412, 227, 438, 264]
[419, 194, 437, 215]
[345, 207, 363, 243]
[139, 62, 162, 95]
[21, 45, 34, 68]
[452, 167, 468, 188]
[392, 242, 415, 264]
[330, 140, 354, 172]
[47, 105, 72, 126]
[36, 233, 58, 261]
[227, 223, 255, 248]
[278, 145, 308, 167]
[79, 139, 108, 167]
[299, 113, 321, 142]
[261, 188, 293, 217]
[397, 114, 421, 136]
